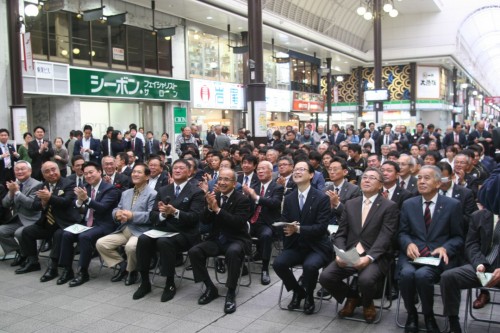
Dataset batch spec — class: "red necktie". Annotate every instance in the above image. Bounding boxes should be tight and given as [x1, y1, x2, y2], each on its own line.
[86, 188, 96, 227]
[131, 139, 135, 150]
[420, 201, 432, 256]
[250, 185, 265, 224]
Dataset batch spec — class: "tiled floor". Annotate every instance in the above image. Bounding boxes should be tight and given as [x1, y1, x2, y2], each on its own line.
[0, 254, 498, 333]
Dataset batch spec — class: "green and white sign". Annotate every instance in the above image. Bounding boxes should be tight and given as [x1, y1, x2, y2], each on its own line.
[173, 107, 187, 134]
[70, 67, 190, 101]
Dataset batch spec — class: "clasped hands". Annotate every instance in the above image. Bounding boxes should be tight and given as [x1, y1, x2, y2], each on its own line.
[406, 243, 449, 265]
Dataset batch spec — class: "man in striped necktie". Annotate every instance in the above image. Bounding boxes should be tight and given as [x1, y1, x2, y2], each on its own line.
[15, 162, 81, 280]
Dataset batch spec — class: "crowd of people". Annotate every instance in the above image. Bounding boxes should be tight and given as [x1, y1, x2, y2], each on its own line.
[0, 119, 499, 333]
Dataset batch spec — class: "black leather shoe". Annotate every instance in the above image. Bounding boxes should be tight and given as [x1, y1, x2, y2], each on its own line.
[287, 289, 305, 310]
[215, 258, 226, 274]
[404, 311, 419, 333]
[161, 284, 176, 302]
[15, 260, 41, 274]
[261, 271, 271, 285]
[10, 254, 26, 267]
[424, 314, 440, 333]
[125, 271, 138, 286]
[111, 265, 127, 282]
[57, 268, 74, 285]
[133, 283, 151, 300]
[224, 293, 237, 314]
[69, 272, 89, 287]
[198, 287, 219, 305]
[40, 265, 58, 282]
[303, 295, 315, 315]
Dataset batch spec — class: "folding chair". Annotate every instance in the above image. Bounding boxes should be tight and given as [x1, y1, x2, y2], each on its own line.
[463, 286, 500, 333]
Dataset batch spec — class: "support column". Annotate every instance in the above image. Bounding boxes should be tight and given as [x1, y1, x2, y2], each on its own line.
[373, 0, 382, 124]
[326, 57, 332, 133]
[247, 0, 266, 145]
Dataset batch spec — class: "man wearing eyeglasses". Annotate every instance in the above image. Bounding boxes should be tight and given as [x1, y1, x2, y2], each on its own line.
[188, 168, 251, 314]
[273, 161, 333, 315]
[320, 167, 399, 322]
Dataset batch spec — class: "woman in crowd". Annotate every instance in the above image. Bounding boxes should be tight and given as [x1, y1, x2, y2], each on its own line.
[111, 130, 127, 156]
[441, 145, 457, 170]
[52, 137, 68, 177]
[359, 129, 375, 153]
[159, 132, 172, 164]
[345, 127, 359, 144]
[18, 132, 32, 163]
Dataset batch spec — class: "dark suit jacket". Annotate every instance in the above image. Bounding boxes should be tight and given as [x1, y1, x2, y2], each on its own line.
[450, 184, 478, 234]
[398, 176, 418, 195]
[250, 180, 284, 227]
[237, 173, 259, 189]
[101, 138, 112, 157]
[442, 132, 466, 148]
[376, 133, 395, 153]
[152, 172, 169, 192]
[283, 177, 297, 196]
[129, 137, 144, 161]
[335, 195, 399, 272]
[73, 138, 102, 164]
[202, 190, 252, 253]
[467, 130, 492, 147]
[66, 173, 87, 188]
[32, 177, 81, 229]
[465, 209, 498, 271]
[0, 142, 18, 184]
[328, 181, 362, 224]
[110, 140, 127, 157]
[150, 182, 205, 245]
[80, 181, 120, 232]
[145, 139, 160, 159]
[28, 139, 54, 180]
[281, 187, 333, 263]
[398, 195, 464, 265]
[112, 172, 130, 192]
[389, 186, 413, 210]
[329, 132, 346, 146]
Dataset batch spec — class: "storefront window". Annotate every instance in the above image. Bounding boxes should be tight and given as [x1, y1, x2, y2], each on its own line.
[187, 28, 240, 82]
[144, 31, 157, 73]
[80, 101, 110, 138]
[47, 12, 70, 63]
[291, 58, 319, 93]
[110, 102, 141, 133]
[91, 20, 109, 67]
[127, 26, 143, 71]
[263, 49, 290, 89]
[111, 25, 126, 70]
[27, 11, 48, 60]
[158, 38, 172, 76]
[71, 14, 90, 66]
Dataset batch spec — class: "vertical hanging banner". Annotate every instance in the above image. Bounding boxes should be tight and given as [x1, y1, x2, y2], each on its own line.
[173, 107, 187, 134]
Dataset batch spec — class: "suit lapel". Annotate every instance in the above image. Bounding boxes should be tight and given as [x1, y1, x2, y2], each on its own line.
[363, 195, 382, 229]
[300, 190, 315, 222]
[428, 196, 443, 235]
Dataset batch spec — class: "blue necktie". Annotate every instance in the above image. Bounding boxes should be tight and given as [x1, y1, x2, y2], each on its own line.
[244, 176, 249, 186]
[299, 193, 305, 211]
[175, 185, 180, 197]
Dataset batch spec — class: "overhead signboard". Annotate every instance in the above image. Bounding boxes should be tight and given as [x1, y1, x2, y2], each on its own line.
[416, 66, 441, 99]
[70, 67, 190, 101]
[291, 91, 324, 112]
[192, 79, 244, 109]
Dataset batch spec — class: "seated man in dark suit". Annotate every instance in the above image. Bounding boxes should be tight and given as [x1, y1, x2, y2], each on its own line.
[147, 155, 169, 192]
[440, 164, 500, 333]
[242, 161, 284, 285]
[273, 161, 333, 315]
[56, 161, 120, 287]
[320, 167, 399, 322]
[133, 159, 205, 302]
[275, 156, 296, 196]
[237, 154, 259, 188]
[15, 161, 81, 277]
[398, 154, 418, 195]
[188, 168, 252, 314]
[398, 165, 464, 333]
[381, 161, 413, 210]
[101, 155, 130, 192]
[436, 162, 477, 235]
[326, 156, 362, 225]
[67, 155, 86, 188]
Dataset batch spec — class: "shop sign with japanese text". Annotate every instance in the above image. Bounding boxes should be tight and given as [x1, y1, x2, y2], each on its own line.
[192, 79, 244, 110]
[70, 67, 190, 101]
[292, 91, 325, 112]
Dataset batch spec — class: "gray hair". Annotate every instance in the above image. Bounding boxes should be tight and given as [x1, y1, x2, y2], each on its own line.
[362, 167, 383, 182]
[399, 154, 415, 166]
[14, 160, 32, 170]
[420, 165, 442, 181]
